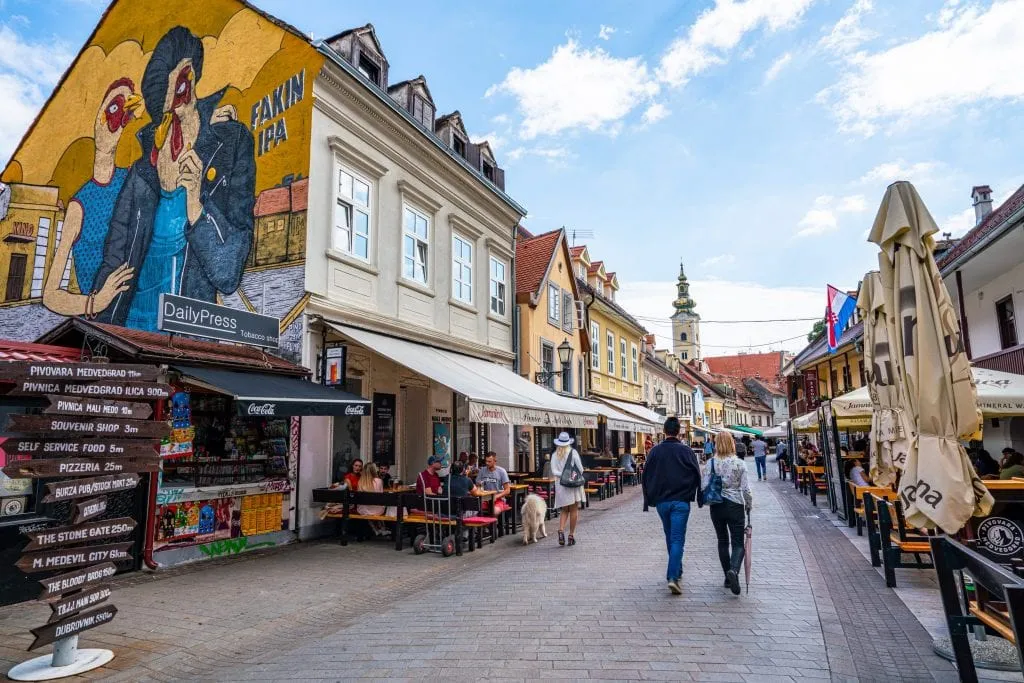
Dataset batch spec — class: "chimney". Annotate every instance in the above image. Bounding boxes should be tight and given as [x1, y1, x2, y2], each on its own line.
[972, 185, 994, 226]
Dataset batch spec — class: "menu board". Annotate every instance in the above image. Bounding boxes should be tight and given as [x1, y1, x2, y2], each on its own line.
[804, 369, 819, 405]
[819, 402, 847, 520]
[372, 393, 395, 465]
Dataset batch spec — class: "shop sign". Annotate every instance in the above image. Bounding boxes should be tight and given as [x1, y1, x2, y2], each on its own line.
[47, 585, 112, 623]
[3, 457, 160, 479]
[29, 605, 118, 651]
[158, 293, 280, 349]
[0, 438, 157, 459]
[42, 473, 141, 502]
[72, 497, 108, 524]
[476, 422, 489, 456]
[606, 418, 639, 433]
[9, 379, 172, 399]
[804, 369, 819, 404]
[7, 414, 170, 439]
[372, 393, 396, 465]
[234, 399, 368, 418]
[0, 363, 161, 382]
[16, 543, 133, 573]
[322, 343, 347, 387]
[24, 518, 136, 551]
[38, 562, 117, 599]
[44, 395, 152, 419]
[469, 401, 598, 430]
[977, 517, 1024, 559]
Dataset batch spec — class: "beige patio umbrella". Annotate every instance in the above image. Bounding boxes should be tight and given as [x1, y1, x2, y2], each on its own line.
[855, 271, 911, 488]
[868, 181, 992, 533]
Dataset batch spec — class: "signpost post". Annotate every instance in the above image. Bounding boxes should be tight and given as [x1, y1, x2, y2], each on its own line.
[5, 361, 163, 681]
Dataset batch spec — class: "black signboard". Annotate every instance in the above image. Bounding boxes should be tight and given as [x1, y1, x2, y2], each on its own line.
[7, 414, 170, 439]
[159, 292, 280, 348]
[9, 380, 172, 399]
[0, 438, 157, 459]
[372, 393, 396, 465]
[17, 543, 133, 573]
[47, 585, 112, 623]
[42, 473, 141, 503]
[0, 363, 160, 382]
[3, 457, 160, 479]
[476, 422, 489, 457]
[44, 395, 152, 419]
[38, 562, 117, 599]
[72, 497, 108, 525]
[29, 605, 118, 651]
[25, 518, 137, 551]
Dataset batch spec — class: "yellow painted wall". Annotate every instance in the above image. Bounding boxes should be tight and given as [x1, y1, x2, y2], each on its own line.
[705, 397, 725, 426]
[589, 303, 644, 403]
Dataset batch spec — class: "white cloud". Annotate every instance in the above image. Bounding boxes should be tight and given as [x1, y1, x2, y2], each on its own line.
[491, 113, 510, 125]
[858, 159, 939, 185]
[820, 0, 1024, 135]
[763, 52, 792, 83]
[658, 0, 816, 87]
[470, 131, 506, 152]
[618, 279, 823, 355]
[486, 38, 659, 139]
[795, 194, 867, 237]
[836, 194, 867, 212]
[819, 0, 875, 55]
[506, 146, 571, 162]
[598, 25, 616, 41]
[641, 102, 670, 124]
[0, 24, 73, 162]
[700, 253, 736, 268]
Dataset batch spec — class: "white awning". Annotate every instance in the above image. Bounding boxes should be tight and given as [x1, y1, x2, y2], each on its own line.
[763, 424, 788, 438]
[582, 399, 655, 435]
[328, 324, 598, 429]
[596, 397, 664, 429]
[793, 410, 819, 433]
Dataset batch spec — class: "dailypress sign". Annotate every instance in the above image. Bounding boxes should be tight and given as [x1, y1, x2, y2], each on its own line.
[158, 293, 279, 349]
[469, 402, 597, 429]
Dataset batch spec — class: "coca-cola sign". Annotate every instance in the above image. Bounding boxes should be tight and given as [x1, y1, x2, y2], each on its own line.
[344, 404, 367, 416]
[246, 403, 276, 416]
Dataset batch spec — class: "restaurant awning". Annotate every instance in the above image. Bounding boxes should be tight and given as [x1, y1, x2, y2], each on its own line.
[328, 324, 598, 429]
[763, 424, 788, 439]
[692, 425, 718, 437]
[727, 424, 763, 438]
[595, 398, 664, 429]
[793, 410, 819, 433]
[172, 365, 371, 418]
[583, 399, 655, 435]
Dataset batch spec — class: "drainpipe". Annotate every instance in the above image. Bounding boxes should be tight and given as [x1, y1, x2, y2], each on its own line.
[511, 223, 520, 374]
[955, 269, 973, 360]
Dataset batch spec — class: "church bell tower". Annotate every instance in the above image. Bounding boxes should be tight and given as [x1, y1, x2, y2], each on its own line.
[671, 261, 700, 363]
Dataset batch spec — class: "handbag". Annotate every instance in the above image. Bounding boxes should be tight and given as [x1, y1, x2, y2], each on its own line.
[559, 450, 585, 488]
[701, 458, 724, 505]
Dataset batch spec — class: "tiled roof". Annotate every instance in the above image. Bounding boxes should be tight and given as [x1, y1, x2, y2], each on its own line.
[746, 377, 785, 396]
[516, 224, 534, 240]
[37, 320, 304, 375]
[705, 351, 785, 380]
[253, 186, 290, 217]
[290, 178, 308, 213]
[569, 246, 585, 257]
[791, 320, 863, 370]
[939, 183, 1024, 271]
[0, 340, 79, 363]
[515, 229, 562, 296]
[576, 277, 647, 335]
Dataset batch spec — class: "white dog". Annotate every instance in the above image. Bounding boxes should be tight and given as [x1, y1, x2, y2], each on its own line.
[521, 493, 548, 545]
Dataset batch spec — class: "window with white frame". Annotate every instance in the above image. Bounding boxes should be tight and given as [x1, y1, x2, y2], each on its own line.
[541, 340, 555, 390]
[29, 217, 51, 298]
[402, 205, 429, 284]
[548, 283, 560, 324]
[606, 331, 614, 374]
[590, 321, 600, 369]
[452, 234, 473, 303]
[561, 291, 573, 332]
[631, 343, 639, 382]
[333, 166, 371, 259]
[489, 257, 506, 316]
[620, 338, 627, 379]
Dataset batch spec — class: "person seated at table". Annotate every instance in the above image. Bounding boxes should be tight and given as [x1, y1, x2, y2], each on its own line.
[620, 451, 636, 474]
[466, 454, 480, 479]
[344, 459, 363, 490]
[356, 462, 390, 537]
[999, 451, 1024, 480]
[971, 448, 1000, 478]
[476, 451, 511, 514]
[378, 463, 393, 490]
[848, 458, 870, 487]
[415, 455, 445, 496]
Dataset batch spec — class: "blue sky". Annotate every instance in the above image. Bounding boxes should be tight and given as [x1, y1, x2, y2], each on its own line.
[2, 0, 1023, 353]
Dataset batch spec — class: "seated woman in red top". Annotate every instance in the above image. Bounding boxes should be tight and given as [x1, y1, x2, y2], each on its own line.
[344, 459, 363, 490]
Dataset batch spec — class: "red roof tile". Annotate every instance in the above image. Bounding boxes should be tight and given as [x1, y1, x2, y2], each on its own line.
[0, 340, 79, 363]
[704, 351, 785, 380]
[569, 246, 585, 257]
[515, 229, 562, 296]
[290, 178, 308, 213]
[253, 186, 291, 217]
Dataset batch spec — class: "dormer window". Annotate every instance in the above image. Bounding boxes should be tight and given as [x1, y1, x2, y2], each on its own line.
[482, 160, 495, 182]
[358, 54, 381, 87]
[453, 136, 466, 158]
[411, 95, 434, 128]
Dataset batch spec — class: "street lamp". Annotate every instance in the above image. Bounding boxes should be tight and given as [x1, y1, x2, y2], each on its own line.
[536, 339, 575, 390]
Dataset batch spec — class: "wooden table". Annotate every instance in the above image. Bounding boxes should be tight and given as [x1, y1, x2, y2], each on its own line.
[505, 484, 527, 535]
[507, 472, 533, 483]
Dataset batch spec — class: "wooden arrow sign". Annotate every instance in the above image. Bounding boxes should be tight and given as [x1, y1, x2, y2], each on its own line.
[72, 497, 108, 524]
[42, 474, 140, 502]
[0, 362, 161, 382]
[7, 414, 170, 439]
[3, 457, 160, 479]
[17, 542, 132, 574]
[38, 562, 117, 599]
[46, 584, 112, 623]
[24, 517, 136, 551]
[0, 438, 158, 459]
[28, 605, 118, 651]
[44, 395, 153, 419]
[9, 380, 172, 399]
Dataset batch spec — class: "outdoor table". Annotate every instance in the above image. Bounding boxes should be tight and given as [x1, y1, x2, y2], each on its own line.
[584, 469, 612, 499]
[506, 484, 527, 534]
[524, 477, 557, 518]
[507, 472, 532, 483]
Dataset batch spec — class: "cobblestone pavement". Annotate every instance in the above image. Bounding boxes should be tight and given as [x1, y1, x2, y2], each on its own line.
[0, 462, 963, 682]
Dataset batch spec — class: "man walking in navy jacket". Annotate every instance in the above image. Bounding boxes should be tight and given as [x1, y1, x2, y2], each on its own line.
[642, 417, 702, 595]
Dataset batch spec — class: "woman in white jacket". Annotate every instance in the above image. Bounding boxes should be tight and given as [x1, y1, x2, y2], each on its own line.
[549, 432, 586, 546]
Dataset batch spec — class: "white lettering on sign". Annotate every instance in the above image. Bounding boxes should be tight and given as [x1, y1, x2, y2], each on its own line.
[55, 609, 114, 638]
[344, 405, 364, 416]
[247, 403, 276, 416]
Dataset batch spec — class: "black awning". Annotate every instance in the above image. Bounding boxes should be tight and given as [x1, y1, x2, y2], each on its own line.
[172, 365, 370, 418]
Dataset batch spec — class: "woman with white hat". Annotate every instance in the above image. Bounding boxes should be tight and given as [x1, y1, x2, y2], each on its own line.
[549, 431, 586, 546]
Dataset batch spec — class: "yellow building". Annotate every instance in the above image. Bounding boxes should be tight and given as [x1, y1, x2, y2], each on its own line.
[0, 182, 65, 304]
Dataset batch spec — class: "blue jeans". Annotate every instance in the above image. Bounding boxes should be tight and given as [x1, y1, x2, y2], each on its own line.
[655, 501, 691, 581]
[755, 456, 767, 479]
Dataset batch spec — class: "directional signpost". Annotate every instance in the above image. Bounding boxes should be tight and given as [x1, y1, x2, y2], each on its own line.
[5, 361, 164, 681]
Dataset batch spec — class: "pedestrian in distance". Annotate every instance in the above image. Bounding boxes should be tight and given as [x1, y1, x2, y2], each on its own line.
[751, 435, 768, 481]
[549, 432, 586, 546]
[704, 431, 752, 595]
[642, 417, 702, 595]
[703, 438, 715, 460]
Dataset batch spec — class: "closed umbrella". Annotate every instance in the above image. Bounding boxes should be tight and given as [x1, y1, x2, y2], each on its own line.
[868, 181, 993, 533]
[743, 512, 752, 593]
[856, 271, 912, 488]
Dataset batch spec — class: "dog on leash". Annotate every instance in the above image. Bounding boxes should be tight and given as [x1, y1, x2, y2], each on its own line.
[521, 493, 548, 545]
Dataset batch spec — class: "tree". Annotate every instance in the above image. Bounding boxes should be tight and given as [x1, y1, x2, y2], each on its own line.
[807, 319, 827, 343]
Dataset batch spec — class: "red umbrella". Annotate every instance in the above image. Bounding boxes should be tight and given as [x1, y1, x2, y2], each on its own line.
[744, 512, 753, 593]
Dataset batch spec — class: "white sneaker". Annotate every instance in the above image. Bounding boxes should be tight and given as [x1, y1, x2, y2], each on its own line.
[667, 579, 682, 595]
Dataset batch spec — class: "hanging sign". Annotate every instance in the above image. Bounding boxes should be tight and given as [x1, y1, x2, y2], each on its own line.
[44, 395, 153, 419]
[0, 363, 161, 382]
[38, 562, 118, 600]
[3, 457, 160, 479]
[9, 380, 172, 399]
[47, 585, 112, 623]
[42, 473, 141, 502]
[469, 401, 598, 429]
[24, 518, 137, 551]
[28, 605, 118, 651]
[7, 414, 170, 439]
[322, 343, 347, 387]
[158, 293, 280, 348]
[0, 438, 157, 459]
[803, 369, 819, 404]
[72, 497, 108, 525]
[17, 543, 133, 573]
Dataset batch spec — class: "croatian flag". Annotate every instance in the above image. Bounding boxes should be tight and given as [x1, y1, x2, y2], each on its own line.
[826, 285, 856, 353]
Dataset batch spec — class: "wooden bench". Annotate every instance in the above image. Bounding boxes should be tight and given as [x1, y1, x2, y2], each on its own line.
[870, 493, 934, 588]
[930, 536, 1024, 683]
[777, 457, 790, 481]
[847, 483, 895, 536]
[804, 467, 826, 506]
